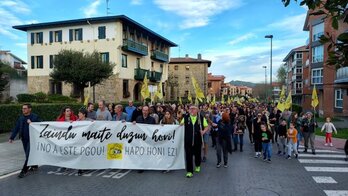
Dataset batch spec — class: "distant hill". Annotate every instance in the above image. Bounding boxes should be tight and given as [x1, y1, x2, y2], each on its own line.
[229, 80, 257, 87]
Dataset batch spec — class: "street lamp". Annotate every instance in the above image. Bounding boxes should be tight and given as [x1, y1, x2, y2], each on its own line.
[262, 66, 267, 101]
[265, 34, 273, 102]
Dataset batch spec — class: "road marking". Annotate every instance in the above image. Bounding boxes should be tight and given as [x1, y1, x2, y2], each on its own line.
[312, 176, 337, 184]
[324, 190, 348, 196]
[297, 148, 344, 153]
[0, 170, 21, 180]
[305, 167, 348, 172]
[298, 154, 346, 158]
[47, 168, 130, 179]
[299, 159, 348, 164]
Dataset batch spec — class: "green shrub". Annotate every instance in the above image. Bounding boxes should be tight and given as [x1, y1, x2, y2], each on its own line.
[17, 94, 36, 103]
[47, 94, 77, 103]
[0, 103, 83, 133]
[292, 104, 303, 114]
[34, 92, 48, 103]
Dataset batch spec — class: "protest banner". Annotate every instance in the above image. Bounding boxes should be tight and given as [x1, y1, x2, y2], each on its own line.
[28, 121, 185, 170]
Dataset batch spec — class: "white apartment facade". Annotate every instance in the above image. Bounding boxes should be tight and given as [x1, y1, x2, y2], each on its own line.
[13, 15, 177, 102]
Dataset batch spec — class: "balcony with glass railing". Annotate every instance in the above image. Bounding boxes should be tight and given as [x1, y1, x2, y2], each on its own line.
[335, 67, 348, 84]
[151, 50, 169, 62]
[122, 39, 148, 56]
[149, 70, 162, 82]
[291, 59, 302, 67]
[134, 68, 149, 81]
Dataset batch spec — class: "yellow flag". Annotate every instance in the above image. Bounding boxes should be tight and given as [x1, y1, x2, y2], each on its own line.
[206, 94, 211, 103]
[279, 86, 286, 102]
[179, 97, 182, 105]
[155, 82, 163, 100]
[195, 97, 199, 106]
[237, 97, 242, 106]
[188, 91, 192, 104]
[191, 76, 205, 101]
[277, 102, 286, 112]
[141, 72, 150, 100]
[285, 91, 292, 109]
[311, 85, 319, 108]
[227, 96, 231, 104]
[221, 97, 225, 104]
[84, 84, 91, 106]
[211, 94, 216, 105]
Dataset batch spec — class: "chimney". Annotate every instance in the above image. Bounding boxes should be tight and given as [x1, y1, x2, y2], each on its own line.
[185, 54, 189, 58]
[197, 53, 202, 60]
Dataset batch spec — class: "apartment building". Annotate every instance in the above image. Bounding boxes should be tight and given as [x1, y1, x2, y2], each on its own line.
[303, 10, 348, 116]
[13, 15, 177, 102]
[168, 54, 211, 101]
[283, 46, 312, 111]
[207, 73, 225, 98]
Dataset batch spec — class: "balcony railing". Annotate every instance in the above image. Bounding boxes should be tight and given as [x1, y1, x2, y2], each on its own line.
[151, 50, 169, 62]
[122, 39, 148, 56]
[292, 75, 302, 81]
[134, 68, 149, 81]
[291, 59, 302, 67]
[149, 71, 162, 82]
[335, 67, 348, 84]
[292, 88, 303, 95]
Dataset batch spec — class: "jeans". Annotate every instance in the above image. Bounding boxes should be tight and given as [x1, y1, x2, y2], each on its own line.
[216, 137, 229, 164]
[303, 132, 315, 152]
[21, 139, 30, 173]
[262, 142, 272, 159]
[297, 131, 303, 150]
[277, 137, 286, 153]
[287, 141, 298, 156]
[233, 133, 244, 149]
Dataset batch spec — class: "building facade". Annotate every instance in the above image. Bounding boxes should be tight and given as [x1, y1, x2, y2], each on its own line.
[283, 46, 312, 111]
[167, 54, 211, 101]
[303, 10, 348, 116]
[207, 73, 225, 98]
[13, 15, 177, 103]
[0, 50, 27, 101]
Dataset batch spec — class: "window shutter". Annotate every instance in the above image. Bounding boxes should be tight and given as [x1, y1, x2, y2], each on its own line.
[105, 52, 109, 63]
[78, 28, 83, 41]
[31, 56, 35, 69]
[38, 56, 43, 68]
[49, 31, 53, 43]
[58, 30, 62, 42]
[69, 29, 73, 41]
[98, 26, 102, 39]
[31, 33, 35, 44]
[49, 55, 53, 68]
[39, 32, 43, 43]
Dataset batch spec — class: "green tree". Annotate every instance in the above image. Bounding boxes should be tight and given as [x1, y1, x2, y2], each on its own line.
[50, 50, 114, 101]
[0, 61, 9, 93]
[276, 65, 287, 85]
[282, 0, 348, 69]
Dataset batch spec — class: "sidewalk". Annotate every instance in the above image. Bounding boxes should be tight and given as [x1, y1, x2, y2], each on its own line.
[313, 135, 347, 151]
[0, 140, 25, 176]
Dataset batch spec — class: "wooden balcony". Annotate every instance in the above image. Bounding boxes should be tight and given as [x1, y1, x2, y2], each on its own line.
[122, 39, 148, 56]
[151, 50, 169, 62]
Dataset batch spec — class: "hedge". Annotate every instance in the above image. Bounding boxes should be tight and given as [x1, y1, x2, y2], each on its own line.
[16, 93, 77, 103]
[0, 103, 83, 133]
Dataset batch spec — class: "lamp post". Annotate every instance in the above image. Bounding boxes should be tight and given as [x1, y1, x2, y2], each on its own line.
[265, 34, 273, 102]
[262, 66, 267, 101]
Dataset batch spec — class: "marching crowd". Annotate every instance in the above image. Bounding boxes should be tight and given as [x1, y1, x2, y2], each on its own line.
[8, 99, 348, 179]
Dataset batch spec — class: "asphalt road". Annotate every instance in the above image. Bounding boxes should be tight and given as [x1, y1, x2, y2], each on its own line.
[0, 140, 347, 196]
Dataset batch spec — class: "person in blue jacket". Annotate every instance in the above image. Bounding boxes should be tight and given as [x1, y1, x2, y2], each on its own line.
[9, 103, 41, 178]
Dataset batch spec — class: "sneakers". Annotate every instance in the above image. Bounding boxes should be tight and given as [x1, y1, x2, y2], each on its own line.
[223, 164, 228, 168]
[216, 163, 221, 168]
[162, 170, 170, 174]
[286, 155, 291, 160]
[186, 172, 193, 178]
[195, 166, 201, 173]
[263, 158, 267, 162]
[18, 171, 26, 178]
[324, 143, 328, 146]
[77, 170, 83, 176]
[330, 143, 333, 147]
[295, 154, 298, 159]
[202, 157, 207, 162]
[267, 159, 272, 163]
[303, 149, 307, 153]
[277, 151, 282, 155]
[312, 151, 316, 155]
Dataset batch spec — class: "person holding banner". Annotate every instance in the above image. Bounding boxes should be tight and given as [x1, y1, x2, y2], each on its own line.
[181, 105, 209, 178]
[57, 106, 78, 122]
[76, 108, 92, 176]
[96, 100, 112, 121]
[9, 103, 41, 178]
[112, 104, 127, 122]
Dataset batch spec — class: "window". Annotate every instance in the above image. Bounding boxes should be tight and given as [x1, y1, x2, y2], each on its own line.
[186, 65, 189, 70]
[98, 26, 106, 39]
[312, 22, 324, 42]
[121, 54, 127, 68]
[312, 68, 323, 84]
[49, 30, 62, 43]
[31, 56, 43, 69]
[31, 32, 43, 44]
[185, 76, 190, 84]
[296, 67, 302, 74]
[100, 52, 109, 63]
[312, 45, 324, 63]
[335, 89, 343, 108]
[151, 62, 154, 70]
[296, 52, 302, 59]
[174, 65, 178, 70]
[160, 64, 163, 73]
[136, 58, 140, 68]
[123, 80, 129, 98]
[49, 55, 57, 69]
[69, 28, 83, 41]
[208, 82, 212, 88]
[49, 80, 62, 94]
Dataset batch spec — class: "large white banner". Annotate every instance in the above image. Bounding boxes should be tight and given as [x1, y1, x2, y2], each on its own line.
[28, 121, 185, 170]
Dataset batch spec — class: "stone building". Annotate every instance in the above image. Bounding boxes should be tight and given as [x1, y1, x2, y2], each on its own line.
[207, 73, 225, 98]
[167, 54, 211, 101]
[13, 15, 177, 103]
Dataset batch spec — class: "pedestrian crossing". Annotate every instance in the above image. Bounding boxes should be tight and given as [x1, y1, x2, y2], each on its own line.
[297, 146, 348, 196]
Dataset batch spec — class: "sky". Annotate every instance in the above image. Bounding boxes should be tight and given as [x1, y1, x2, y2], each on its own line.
[0, 0, 309, 83]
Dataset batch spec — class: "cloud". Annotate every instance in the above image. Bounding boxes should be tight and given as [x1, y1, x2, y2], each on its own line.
[82, 0, 102, 18]
[15, 43, 27, 48]
[154, 0, 243, 29]
[228, 33, 257, 45]
[0, 0, 30, 14]
[267, 13, 307, 33]
[131, 0, 142, 5]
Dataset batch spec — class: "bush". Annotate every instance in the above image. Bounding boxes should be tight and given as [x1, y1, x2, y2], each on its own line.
[17, 94, 36, 103]
[34, 92, 48, 103]
[0, 103, 83, 133]
[47, 94, 77, 103]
